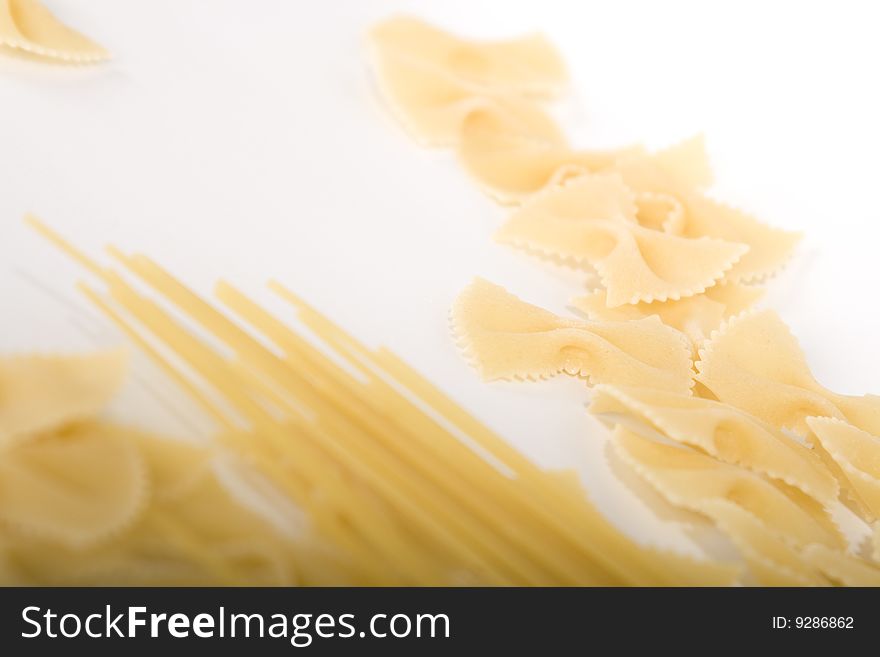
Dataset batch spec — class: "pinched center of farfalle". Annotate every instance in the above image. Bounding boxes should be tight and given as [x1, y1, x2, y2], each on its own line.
[451, 277, 693, 393]
[494, 173, 750, 306]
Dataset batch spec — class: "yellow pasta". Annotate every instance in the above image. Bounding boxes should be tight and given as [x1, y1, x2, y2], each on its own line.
[124, 465, 301, 586]
[452, 278, 693, 393]
[370, 16, 567, 96]
[457, 106, 641, 202]
[8, 13, 869, 587]
[368, 49, 560, 146]
[367, 16, 877, 587]
[612, 427, 843, 550]
[873, 523, 880, 563]
[799, 544, 880, 587]
[0, 421, 146, 548]
[806, 417, 880, 522]
[644, 134, 715, 191]
[368, 16, 565, 145]
[697, 500, 828, 586]
[572, 282, 763, 348]
[458, 113, 717, 204]
[590, 386, 838, 506]
[613, 152, 801, 283]
[495, 174, 748, 306]
[696, 310, 880, 436]
[0, 350, 126, 448]
[131, 431, 212, 503]
[0, 408, 339, 586]
[0, 0, 108, 63]
[25, 217, 737, 586]
[634, 191, 686, 233]
[0, 461, 309, 586]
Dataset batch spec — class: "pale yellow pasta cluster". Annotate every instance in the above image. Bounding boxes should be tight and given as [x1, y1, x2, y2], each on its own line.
[371, 16, 880, 585]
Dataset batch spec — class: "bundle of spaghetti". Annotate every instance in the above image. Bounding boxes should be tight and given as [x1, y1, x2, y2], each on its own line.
[370, 17, 880, 585]
[26, 216, 736, 586]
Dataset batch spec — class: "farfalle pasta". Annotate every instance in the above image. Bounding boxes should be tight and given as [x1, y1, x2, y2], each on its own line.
[460, 123, 720, 205]
[457, 106, 642, 202]
[370, 16, 567, 96]
[611, 427, 843, 550]
[0, 0, 108, 63]
[368, 16, 565, 145]
[873, 523, 880, 563]
[495, 173, 748, 306]
[799, 544, 880, 587]
[696, 310, 880, 436]
[0, 421, 146, 548]
[368, 49, 562, 146]
[641, 134, 716, 192]
[805, 416, 880, 522]
[0, 449, 313, 586]
[697, 499, 828, 586]
[0, 350, 126, 447]
[452, 277, 693, 393]
[367, 16, 880, 587]
[571, 282, 763, 347]
[612, 152, 801, 283]
[590, 385, 838, 507]
[0, 344, 307, 585]
[609, 424, 880, 583]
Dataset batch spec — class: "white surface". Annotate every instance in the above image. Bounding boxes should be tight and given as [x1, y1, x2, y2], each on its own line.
[1, 0, 879, 558]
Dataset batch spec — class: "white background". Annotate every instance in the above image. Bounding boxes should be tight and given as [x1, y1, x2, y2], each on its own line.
[1, 0, 878, 558]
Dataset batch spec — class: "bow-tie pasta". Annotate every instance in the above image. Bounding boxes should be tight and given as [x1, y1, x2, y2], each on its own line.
[0, 0, 109, 63]
[611, 427, 848, 585]
[370, 16, 567, 96]
[368, 16, 566, 145]
[496, 174, 748, 306]
[805, 417, 880, 523]
[799, 544, 880, 587]
[696, 310, 880, 436]
[0, 421, 146, 548]
[452, 278, 693, 392]
[0, 350, 126, 448]
[611, 427, 842, 550]
[457, 106, 642, 202]
[571, 281, 763, 348]
[697, 499, 829, 586]
[613, 152, 801, 283]
[590, 385, 838, 507]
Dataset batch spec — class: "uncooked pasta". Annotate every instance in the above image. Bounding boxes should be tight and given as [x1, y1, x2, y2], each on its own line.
[370, 16, 880, 585]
